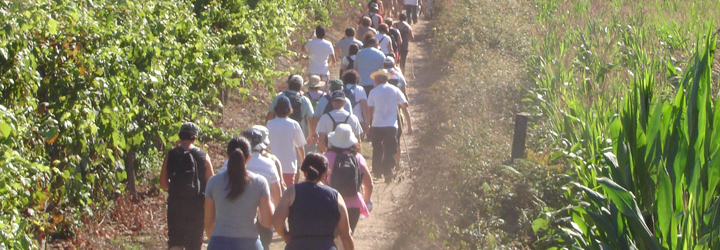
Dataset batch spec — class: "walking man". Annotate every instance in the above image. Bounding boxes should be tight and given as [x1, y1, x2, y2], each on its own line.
[303, 26, 335, 84]
[160, 122, 215, 250]
[404, 0, 421, 24]
[359, 3, 383, 29]
[266, 75, 316, 147]
[357, 16, 378, 41]
[336, 28, 364, 59]
[316, 91, 364, 153]
[367, 69, 413, 183]
[354, 38, 386, 95]
[375, 24, 395, 56]
[395, 13, 414, 73]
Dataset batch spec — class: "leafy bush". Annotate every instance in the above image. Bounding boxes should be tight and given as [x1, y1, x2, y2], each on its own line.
[0, 0, 335, 247]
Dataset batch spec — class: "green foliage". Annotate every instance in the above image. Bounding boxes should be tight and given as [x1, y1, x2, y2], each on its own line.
[527, 0, 720, 248]
[0, 0, 336, 248]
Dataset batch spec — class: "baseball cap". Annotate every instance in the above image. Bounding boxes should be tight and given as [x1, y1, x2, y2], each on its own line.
[331, 90, 346, 101]
[369, 3, 379, 10]
[179, 122, 200, 136]
[243, 128, 267, 151]
[277, 96, 291, 110]
[384, 57, 395, 68]
[288, 75, 304, 86]
[329, 79, 344, 91]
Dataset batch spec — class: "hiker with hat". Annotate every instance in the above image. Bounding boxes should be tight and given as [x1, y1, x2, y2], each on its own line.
[342, 71, 370, 136]
[266, 75, 317, 147]
[356, 16, 378, 41]
[267, 96, 308, 187]
[273, 153, 355, 250]
[316, 91, 364, 153]
[367, 69, 413, 183]
[252, 125, 287, 189]
[304, 75, 327, 153]
[303, 26, 335, 84]
[160, 122, 215, 250]
[311, 79, 354, 132]
[359, 2, 384, 29]
[384, 56, 408, 100]
[323, 124, 374, 235]
[204, 137, 274, 250]
[354, 38, 386, 96]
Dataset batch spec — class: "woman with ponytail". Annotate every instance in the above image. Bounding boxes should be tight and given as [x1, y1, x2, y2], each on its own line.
[272, 153, 355, 250]
[204, 137, 274, 250]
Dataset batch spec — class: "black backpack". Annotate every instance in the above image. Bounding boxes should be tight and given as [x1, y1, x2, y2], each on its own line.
[284, 90, 303, 123]
[168, 147, 203, 198]
[324, 113, 352, 147]
[330, 152, 361, 197]
[345, 56, 355, 71]
[322, 95, 335, 115]
[389, 28, 401, 53]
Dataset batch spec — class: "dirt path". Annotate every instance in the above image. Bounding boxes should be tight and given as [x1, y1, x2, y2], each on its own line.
[263, 16, 434, 250]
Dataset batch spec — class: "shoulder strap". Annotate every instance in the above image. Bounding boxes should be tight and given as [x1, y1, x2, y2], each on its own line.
[379, 35, 386, 43]
[343, 114, 351, 123]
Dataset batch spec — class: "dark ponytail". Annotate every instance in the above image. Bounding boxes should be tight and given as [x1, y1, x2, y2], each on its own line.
[225, 137, 251, 201]
[300, 153, 329, 181]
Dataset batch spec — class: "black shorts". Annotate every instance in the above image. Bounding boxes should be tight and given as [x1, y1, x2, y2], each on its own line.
[167, 196, 205, 250]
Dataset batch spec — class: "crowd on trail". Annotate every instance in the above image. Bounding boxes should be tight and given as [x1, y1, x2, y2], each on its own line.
[158, 1, 428, 249]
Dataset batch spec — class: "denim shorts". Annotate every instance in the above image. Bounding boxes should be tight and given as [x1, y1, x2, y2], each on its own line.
[207, 236, 263, 250]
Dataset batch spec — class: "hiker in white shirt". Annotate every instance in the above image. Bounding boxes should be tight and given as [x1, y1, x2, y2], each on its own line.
[303, 26, 335, 84]
[316, 91, 363, 153]
[266, 96, 307, 187]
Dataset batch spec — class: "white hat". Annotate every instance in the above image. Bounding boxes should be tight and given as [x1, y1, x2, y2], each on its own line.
[305, 75, 326, 88]
[328, 124, 358, 149]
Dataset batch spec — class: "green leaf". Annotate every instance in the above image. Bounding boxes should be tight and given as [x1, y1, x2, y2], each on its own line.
[532, 217, 549, 233]
[48, 18, 57, 35]
[0, 121, 11, 138]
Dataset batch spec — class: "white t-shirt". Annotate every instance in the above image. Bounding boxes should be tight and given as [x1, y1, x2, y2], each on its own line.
[405, 0, 419, 5]
[344, 85, 368, 122]
[374, 33, 393, 55]
[389, 68, 407, 89]
[316, 109, 364, 136]
[218, 152, 280, 184]
[367, 83, 408, 128]
[304, 39, 335, 75]
[266, 117, 307, 173]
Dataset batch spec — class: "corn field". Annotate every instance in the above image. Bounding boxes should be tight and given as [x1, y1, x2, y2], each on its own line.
[527, 0, 720, 249]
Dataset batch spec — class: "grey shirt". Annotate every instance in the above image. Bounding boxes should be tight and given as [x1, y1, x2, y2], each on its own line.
[205, 171, 270, 238]
[336, 37, 364, 58]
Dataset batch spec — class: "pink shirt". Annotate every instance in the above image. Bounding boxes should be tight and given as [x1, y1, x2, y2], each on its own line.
[324, 151, 370, 217]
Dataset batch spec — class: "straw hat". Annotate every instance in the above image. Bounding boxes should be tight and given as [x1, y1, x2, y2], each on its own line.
[305, 75, 326, 88]
[370, 69, 392, 80]
[328, 124, 358, 149]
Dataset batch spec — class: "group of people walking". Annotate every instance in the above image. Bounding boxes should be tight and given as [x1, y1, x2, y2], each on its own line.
[159, 1, 423, 249]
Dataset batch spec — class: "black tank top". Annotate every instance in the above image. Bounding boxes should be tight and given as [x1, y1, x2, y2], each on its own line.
[288, 182, 340, 239]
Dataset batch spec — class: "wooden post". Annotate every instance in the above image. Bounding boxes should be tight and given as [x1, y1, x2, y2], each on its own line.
[511, 113, 530, 160]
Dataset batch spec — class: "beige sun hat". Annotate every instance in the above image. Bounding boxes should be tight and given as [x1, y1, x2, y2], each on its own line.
[328, 124, 358, 149]
[370, 69, 392, 80]
[305, 75, 326, 88]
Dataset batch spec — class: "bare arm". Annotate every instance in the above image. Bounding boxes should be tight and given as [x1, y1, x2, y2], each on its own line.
[360, 165, 374, 205]
[204, 198, 215, 238]
[273, 186, 296, 243]
[328, 53, 336, 66]
[205, 156, 215, 183]
[258, 195, 274, 228]
[400, 86, 408, 101]
[400, 104, 412, 135]
[307, 117, 319, 145]
[408, 28, 415, 41]
[296, 147, 305, 183]
[271, 155, 286, 190]
[160, 155, 169, 191]
[270, 181, 283, 207]
[266, 112, 276, 125]
[337, 195, 355, 250]
[319, 133, 329, 153]
[367, 106, 375, 128]
[360, 100, 370, 133]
